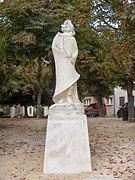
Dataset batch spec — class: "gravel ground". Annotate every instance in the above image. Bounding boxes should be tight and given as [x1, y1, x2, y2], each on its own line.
[0, 117, 135, 180]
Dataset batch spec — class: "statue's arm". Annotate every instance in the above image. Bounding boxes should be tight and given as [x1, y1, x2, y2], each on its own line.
[63, 36, 73, 58]
[63, 36, 78, 64]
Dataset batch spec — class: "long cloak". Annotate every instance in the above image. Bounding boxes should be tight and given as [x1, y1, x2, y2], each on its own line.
[52, 32, 80, 104]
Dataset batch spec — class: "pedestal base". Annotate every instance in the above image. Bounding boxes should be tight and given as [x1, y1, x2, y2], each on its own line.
[44, 113, 91, 174]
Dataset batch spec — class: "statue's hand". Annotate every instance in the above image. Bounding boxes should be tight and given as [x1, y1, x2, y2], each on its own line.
[65, 52, 72, 58]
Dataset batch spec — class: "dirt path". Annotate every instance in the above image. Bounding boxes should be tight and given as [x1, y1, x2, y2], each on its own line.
[0, 118, 134, 180]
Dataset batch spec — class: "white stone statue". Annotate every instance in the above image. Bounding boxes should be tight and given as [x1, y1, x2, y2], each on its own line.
[52, 20, 81, 105]
[44, 20, 91, 174]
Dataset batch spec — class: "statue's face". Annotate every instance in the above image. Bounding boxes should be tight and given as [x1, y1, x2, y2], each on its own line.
[61, 24, 71, 33]
[61, 20, 74, 33]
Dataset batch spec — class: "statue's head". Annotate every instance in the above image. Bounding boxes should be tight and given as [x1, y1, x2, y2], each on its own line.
[61, 20, 75, 35]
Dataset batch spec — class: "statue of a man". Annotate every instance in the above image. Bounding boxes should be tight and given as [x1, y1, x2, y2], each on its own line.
[52, 20, 81, 105]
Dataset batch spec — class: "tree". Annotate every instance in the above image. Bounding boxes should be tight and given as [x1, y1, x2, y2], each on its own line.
[107, 1, 135, 121]
[0, 0, 68, 110]
[91, 0, 135, 120]
[77, 30, 115, 117]
[0, 0, 93, 111]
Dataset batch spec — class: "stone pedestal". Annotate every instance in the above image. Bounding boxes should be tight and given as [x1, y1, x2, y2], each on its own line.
[43, 104, 91, 174]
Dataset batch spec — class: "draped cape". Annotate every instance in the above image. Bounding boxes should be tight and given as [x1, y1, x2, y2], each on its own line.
[52, 32, 80, 103]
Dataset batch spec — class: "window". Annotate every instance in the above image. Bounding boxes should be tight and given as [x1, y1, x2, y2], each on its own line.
[84, 99, 91, 106]
[106, 97, 113, 105]
[119, 96, 125, 106]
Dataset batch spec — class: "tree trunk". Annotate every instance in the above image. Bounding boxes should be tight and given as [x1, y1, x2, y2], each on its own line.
[97, 95, 104, 117]
[37, 92, 42, 118]
[24, 105, 28, 117]
[127, 79, 134, 121]
[36, 58, 43, 118]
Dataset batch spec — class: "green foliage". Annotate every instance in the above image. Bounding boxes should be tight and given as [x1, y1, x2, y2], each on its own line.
[0, 0, 93, 105]
[90, 0, 135, 88]
[0, 0, 69, 61]
[77, 31, 115, 98]
[0, 0, 134, 111]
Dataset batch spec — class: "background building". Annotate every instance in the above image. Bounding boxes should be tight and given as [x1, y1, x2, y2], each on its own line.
[114, 87, 135, 116]
[83, 87, 135, 117]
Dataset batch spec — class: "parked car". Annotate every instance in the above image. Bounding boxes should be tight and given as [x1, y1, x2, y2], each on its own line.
[85, 103, 106, 117]
[117, 103, 135, 120]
